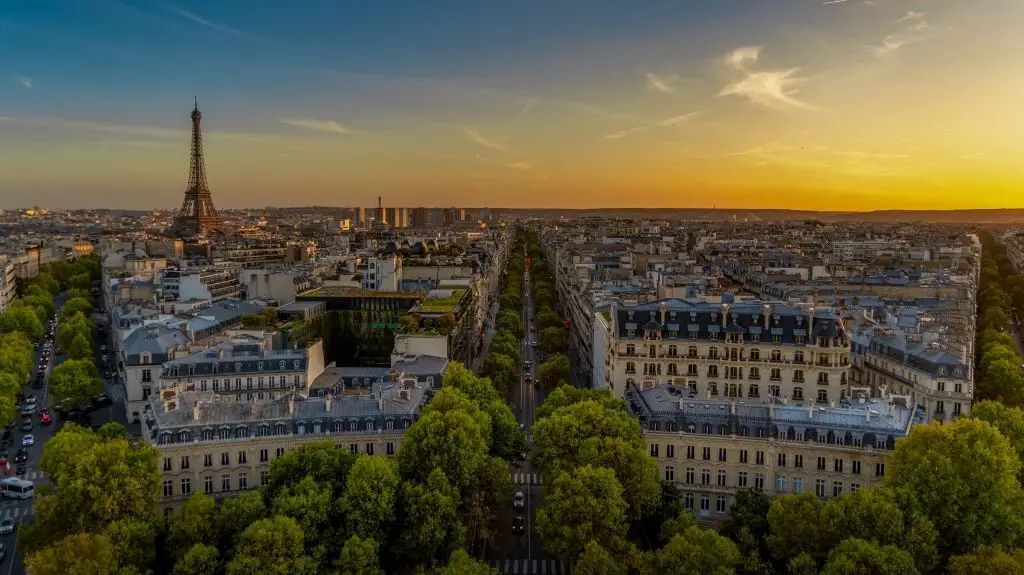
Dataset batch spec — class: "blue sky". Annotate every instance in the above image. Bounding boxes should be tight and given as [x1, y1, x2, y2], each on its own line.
[1, 0, 1022, 210]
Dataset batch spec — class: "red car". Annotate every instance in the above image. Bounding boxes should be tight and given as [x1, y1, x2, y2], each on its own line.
[38, 411, 52, 425]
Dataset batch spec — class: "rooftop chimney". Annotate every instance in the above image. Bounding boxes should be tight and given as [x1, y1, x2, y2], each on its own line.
[721, 303, 729, 328]
[287, 394, 295, 415]
[193, 401, 202, 422]
[325, 392, 332, 411]
[808, 308, 815, 341]
[865, 407, 871, 422]
[807, 403, 814, 419]
[763, 304, 771, 329]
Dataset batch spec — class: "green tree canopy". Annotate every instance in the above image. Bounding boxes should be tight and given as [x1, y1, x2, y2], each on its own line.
[399, 468, 464, 566]
[342, 455, 400, 542]
[538, 326, 567, 355]
[24, 533, 122, 575]
[226, 515, 316, 575]
[948, 545, 1024, 575]
[887, 418, 1024, 555]
[266, 440, 356, 501]
[536, 465, 629, 561]
[174, 543, 221, 575]
[336, 535, 381, 575]
[537, 353, 570, 389]
[0, 304, 44, 340]
[50, 358, 104, 408]
[61, 296, 93, 322]
[818, 537, 919, 575]
[654, 527, 741, 575]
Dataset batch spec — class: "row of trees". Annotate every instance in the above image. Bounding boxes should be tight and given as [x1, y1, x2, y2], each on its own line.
[480, 231, 529, 394]
[23, 367, 517, 574]
[974, 231, 1024, 404]
[52, 254, 105, 411]
[518, 231, 570, 390]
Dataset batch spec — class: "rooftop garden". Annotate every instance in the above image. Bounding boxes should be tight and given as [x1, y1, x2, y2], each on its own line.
[303, 286, 425, 299]
[412, 288, 468, 314]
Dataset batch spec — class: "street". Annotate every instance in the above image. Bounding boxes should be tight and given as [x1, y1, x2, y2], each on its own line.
[488, 254, 567, 574]
[2, 292, 128, 575]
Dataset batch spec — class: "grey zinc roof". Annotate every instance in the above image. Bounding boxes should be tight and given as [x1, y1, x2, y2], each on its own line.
[391, 354, 449, 376]
[123, 324, 189, 360]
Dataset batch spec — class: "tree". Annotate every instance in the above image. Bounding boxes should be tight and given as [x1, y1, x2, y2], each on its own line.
[68, 331, 93, 360]
[536, 465, 629, 561]
[68, 272, 92, 290]
[342, 455, 400, 542]
[174, 544, 221, 575]
[0, 304, 44, 340]
[50, 358, 104, 408]
[887, 419, 1024, 555]
[399, 468, 464, 566]
[217, 491, 267, 549]
[576, 541, 628, 575]
[576, 435, 661, 520]
[480, 352, 517, 393]
[266, 441, 356, 501]
[61, 296, 93, 322]
[536, 309, 563, 331]
[536, 386, 626, 420]
[969, 401, 1024, 480]
[58, 311, 93, 350]
[980, 359, 1024, 405]
[532, 399, 646, 482]
[32, 425, 160, 549]
[105, 518, 157, 574]
[168, 493, 218, 558]
[23, 294, 55, 323]
[766, 493, 827, 563]
[29, 272, 60, 296]
[496, 310, 524, 339]
[397, 388, 491, 496]
[226, 515, 316, 575]
[818, 537, 919, 575]
[948, 545, 1024, 575]
[271, 476, 336, 548]
[721, 488, 772, 554]
[67, 287, 91, 300]
[659, 508, 696, 543]
[336, 535, 381, 575]
[436, 550, 499, 575]
[654, 528, 742, 575]
[25, 533, 122, 575]
[539, 326, 567, 355]
[537, 353, 570, 389]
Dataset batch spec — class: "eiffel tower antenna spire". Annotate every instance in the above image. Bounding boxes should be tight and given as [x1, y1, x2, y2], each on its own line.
[172, 98, 224, 237]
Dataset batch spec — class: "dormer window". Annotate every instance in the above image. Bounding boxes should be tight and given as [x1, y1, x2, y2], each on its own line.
[293, 360, 300, 370]
[234, 362, 242, 372]
[280, 360, 286, 370]
[212, 364, 219, 374]
[257, 362, 264, 372]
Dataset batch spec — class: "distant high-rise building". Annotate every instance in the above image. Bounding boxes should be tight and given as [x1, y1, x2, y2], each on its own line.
[355, 207, 367, 227]
[410, 207, 429, 228]
[442, 207, 465, 227]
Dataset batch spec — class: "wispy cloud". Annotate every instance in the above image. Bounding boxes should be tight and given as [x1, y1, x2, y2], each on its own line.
[605, 110, 707, 139]
[280, 117, 353, 135]
[894, 10, 924, 23]
[870, 19, 944, 57]
[15, 77, 31, 88]
[822, 0, 850, 5]
[508, 161, 532, 171]
[515, 99, 537, 118]
[644, 73, 677, 94]
[465, 129, 521, 154]
[159, 2, 242, 35]
[719, 47, 814, 110]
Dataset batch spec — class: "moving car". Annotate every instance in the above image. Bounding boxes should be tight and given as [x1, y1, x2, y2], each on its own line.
[0, 518, 14, 535]
[513, 491, 525, 510]
[21, 434, 33, 447]
[524, 375, 532, 383]
[93, 395, 113, 408]
[512, 516, 525, 534]
[19, 421, 31, 433]
[13, 449, 27, 464]
[20, 405, 35, 416]
[38, 411, 52, 425]
[25, 395, 36, 405]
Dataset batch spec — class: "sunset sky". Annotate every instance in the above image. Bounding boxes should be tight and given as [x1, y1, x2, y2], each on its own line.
[1, 0, 1022, 210]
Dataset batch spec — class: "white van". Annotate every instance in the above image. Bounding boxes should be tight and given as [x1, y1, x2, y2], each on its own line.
[0, 477, 34, 499]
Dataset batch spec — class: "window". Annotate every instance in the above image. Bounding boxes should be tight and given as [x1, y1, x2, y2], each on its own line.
[876, 463, 885, 477]
[204, 476, 214, 494]
[851, 483, 861, 493]
[163, 457, 171, 472]
[261, 470, 270, 487]
[386, 442, 395, 456]
[239, 473, 248, 491]
[685, 468, 695, 484]
[665, 466, 675, 482]
[685, 493, 694, 511]
[777, 453, 786, 467]
[260, 449, 269, 463]
[700, 495, 710, 515]
[276, 447, 285, 457]
[221, 453, 229, 465]
[716, 496, 727, 514]
[794, 454, 803, 468]
[817, 456, 826, 471]
[666, 444, 675, 458]
[815, 479, 826, 498]
[238, 451, 247, 465]
[754, 473, 765, 490]
[793, 387, 804, 401]
[834, 459, 844, 473]
[718, 448, 727, 462]
[832, 481, 843, 497]
[756, 451, 765, 465]
[776, 476, 786, 492]
[221, 474, 231, 492]
[794, 370, 804, 383]
[717, 470, 727, 487]
[702, 447, 711, 461]
[793, 477, 803, 493]
[162, 480, 173, 498]
[350, 444, 358, 454]
[817, 389, 828, 402]
[740, 449, 748, 464]
[686, 446, 695, 459]
[366, 443, 375, 455]
[650, 444, 660, 457]
[738, 471, 748, 488]
[701, 469, 710, 485]
[852, 460, 861, 474]
[180, 478, 191, 496]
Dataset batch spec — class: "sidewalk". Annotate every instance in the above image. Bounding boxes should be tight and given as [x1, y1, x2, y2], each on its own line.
[472, 300, 501, 375]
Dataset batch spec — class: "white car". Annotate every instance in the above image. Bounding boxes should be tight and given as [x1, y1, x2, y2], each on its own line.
[21, 434, 33, 447]
[513, 491, 525, 510]
[0, 518, 13, 535]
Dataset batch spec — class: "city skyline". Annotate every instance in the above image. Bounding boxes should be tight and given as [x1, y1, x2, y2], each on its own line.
[2, 0, 1022, 210]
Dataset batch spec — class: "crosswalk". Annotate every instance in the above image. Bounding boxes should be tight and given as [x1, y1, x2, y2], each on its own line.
[0, 502, 34, 520]
[488, 559, 573, 574]
[108, 383, 126, 403]
[510, 473, 542, 486]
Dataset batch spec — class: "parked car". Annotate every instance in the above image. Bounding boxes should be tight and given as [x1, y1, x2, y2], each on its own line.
[20, 405, 35, 416]
[21, 434, 34, 447]
[513, 491, 525, 510]
[92, 395, 112, 408]
[39, 410, 52, 425]
[512, 516, 525, 534]
[0, 518, 14, 535]
[24, 395, 36, 405]
[20, 421, 31, 433]
[13, 449, 27, 464]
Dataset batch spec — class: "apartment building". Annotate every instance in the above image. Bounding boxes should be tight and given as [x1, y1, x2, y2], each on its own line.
[630, 385, 919, 521]
[0, 255, 17, 314]
[160, 266, 241, 303]
[609, 299, 851, 406]
[147, 379, 428, 511]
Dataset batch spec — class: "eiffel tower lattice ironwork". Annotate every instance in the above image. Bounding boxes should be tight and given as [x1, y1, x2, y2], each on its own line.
[172, 98, 224, 236]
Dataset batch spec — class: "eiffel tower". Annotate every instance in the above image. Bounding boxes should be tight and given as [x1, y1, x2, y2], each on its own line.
[172, 98, 224, 237]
